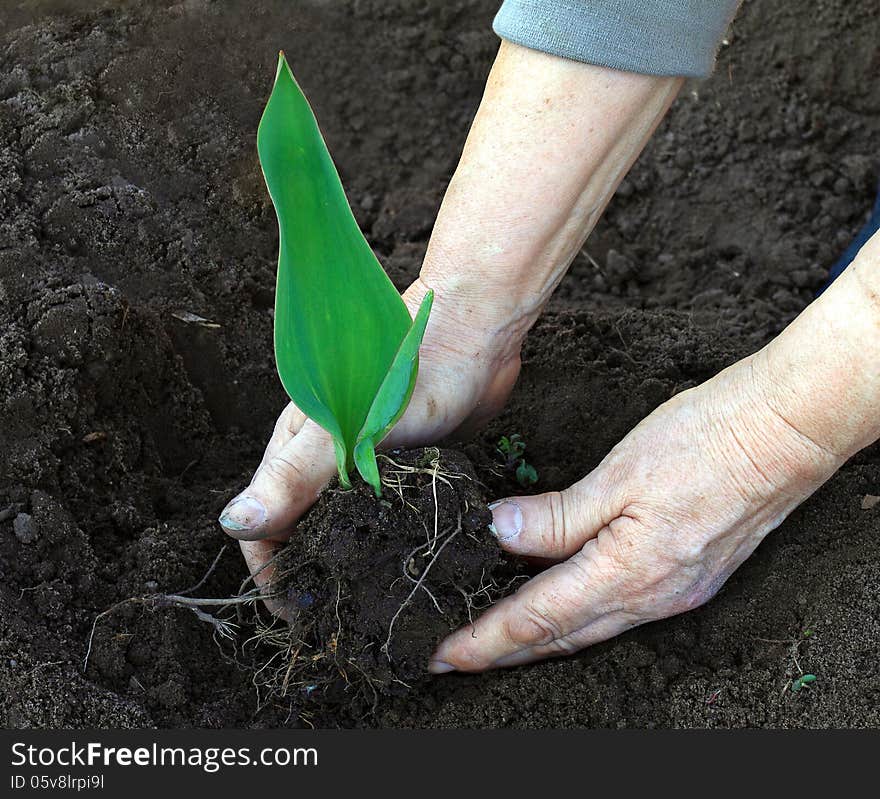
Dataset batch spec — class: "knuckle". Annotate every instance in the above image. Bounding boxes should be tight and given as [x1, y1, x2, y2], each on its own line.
[666, 531, 711, 569]
[272, 408, 291, 439]
[503, 602, 565, 649]
[605, 512, 698, 584]
[449, 643, 492, 673]
[301, 421, 333, 450]
[672, 570, 728, 614]
[545, 491, 569, 553]
[594, 515, 683, 608]
[261, 453, 306, 490]
[588, 505, 733, 621]
[280, 403, 304, 437]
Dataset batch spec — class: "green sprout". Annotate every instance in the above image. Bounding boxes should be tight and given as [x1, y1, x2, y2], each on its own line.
[497, 434, 526, 467]
[496, 433, 538, 488]
[257, 53, 433, 497]
[791, 674, 817, 693]
[516, 460, 538, 487]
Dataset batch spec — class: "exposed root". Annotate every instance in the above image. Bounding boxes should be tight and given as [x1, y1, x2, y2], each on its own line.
[83, 597, 141, 674]
[456, 571, 528, 632]
[82, 545, 278, 673]
[176, 544, 229, 596]
[378, 447, 468, 543]
[381, 511, 462, 661]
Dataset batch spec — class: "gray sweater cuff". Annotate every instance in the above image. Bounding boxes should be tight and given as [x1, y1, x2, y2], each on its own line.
[493, 0, 741, 78]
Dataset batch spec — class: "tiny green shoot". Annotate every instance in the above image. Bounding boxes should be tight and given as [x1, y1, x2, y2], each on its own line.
[257, 53, 433, 497]
[497, 434, 526, 467]
[791, 673, 817, 693]
[516, 460, 539, 487]
[497, 433, 538, 488]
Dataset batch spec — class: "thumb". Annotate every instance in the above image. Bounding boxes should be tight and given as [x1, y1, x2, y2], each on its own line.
[219, 420, 337, 541]
[488, 470, 616, 560]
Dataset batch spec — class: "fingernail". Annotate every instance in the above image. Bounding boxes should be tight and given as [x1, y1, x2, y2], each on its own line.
[427, 659, 456, 675]
[488, 500, 522, 541]
[219, 496, 267, 532]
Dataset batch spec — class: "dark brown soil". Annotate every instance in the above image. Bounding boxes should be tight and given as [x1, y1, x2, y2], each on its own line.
[1, 0, 879, 728]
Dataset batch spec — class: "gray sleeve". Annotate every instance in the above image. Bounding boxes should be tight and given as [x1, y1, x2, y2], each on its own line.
[493, 0, 742, 78]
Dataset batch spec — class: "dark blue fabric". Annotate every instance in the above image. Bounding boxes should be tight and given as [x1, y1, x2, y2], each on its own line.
[821, 183, 880, 294]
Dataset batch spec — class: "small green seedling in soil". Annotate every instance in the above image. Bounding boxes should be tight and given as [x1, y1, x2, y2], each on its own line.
[496, 433, 538, 487]
[497, 434, 526, 467]
[258, 52, 433, 497]
[515, 460, 538, 487]
[791, 674, 817, 693]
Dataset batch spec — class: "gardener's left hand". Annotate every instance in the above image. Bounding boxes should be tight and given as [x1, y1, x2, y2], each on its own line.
[429, 348, 843, 672]
[429, 229, 880, 673]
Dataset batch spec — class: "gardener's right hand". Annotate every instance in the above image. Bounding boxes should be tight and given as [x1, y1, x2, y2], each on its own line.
[219, 277, 523, 609]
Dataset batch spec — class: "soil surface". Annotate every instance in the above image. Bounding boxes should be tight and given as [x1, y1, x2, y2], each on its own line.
[1, 0, 879, 728]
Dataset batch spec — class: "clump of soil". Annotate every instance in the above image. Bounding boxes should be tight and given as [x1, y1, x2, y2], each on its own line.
[254, 448, 517, 713]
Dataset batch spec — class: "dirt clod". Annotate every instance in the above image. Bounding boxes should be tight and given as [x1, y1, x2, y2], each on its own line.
[249, 449, 516, 719]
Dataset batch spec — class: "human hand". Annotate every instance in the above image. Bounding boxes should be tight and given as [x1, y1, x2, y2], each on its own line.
[428, 350, 845, 672]
[219, 278, 523, 611]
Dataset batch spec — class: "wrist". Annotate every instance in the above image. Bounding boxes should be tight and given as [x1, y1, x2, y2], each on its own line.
[681, 352, 841, 500]
[410, 43, 681, 369]
[406, 271, 529, 368]
[757, 232, 880, 460]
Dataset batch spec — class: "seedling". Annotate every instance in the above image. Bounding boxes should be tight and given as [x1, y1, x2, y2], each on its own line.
[258, 53, 433, 496]
[516, 460, 538, 487]
[496, 434, 526, 467]
[791, 673, 817, 693]
[496, 433, 538, 487]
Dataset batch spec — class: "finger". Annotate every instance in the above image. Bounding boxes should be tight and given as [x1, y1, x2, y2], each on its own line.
[483, 611, 638, 669]
[219, 420, 337, 541]
[259, 402, 309, 466]
[239, 539, 294, 622]
[218, 402, 308, 537]
[428, 539, 636, 673]
[488, 470, 616, 560]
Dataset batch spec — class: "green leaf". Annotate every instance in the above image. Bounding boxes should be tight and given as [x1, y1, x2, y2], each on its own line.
[516, 460, 538, 487]
[258, 52, 428, 491]
[497, 433, 525, 464]
[791, 674, 817, 693]
[354, 290, 434, 495]
[509, 437, 526, 460]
